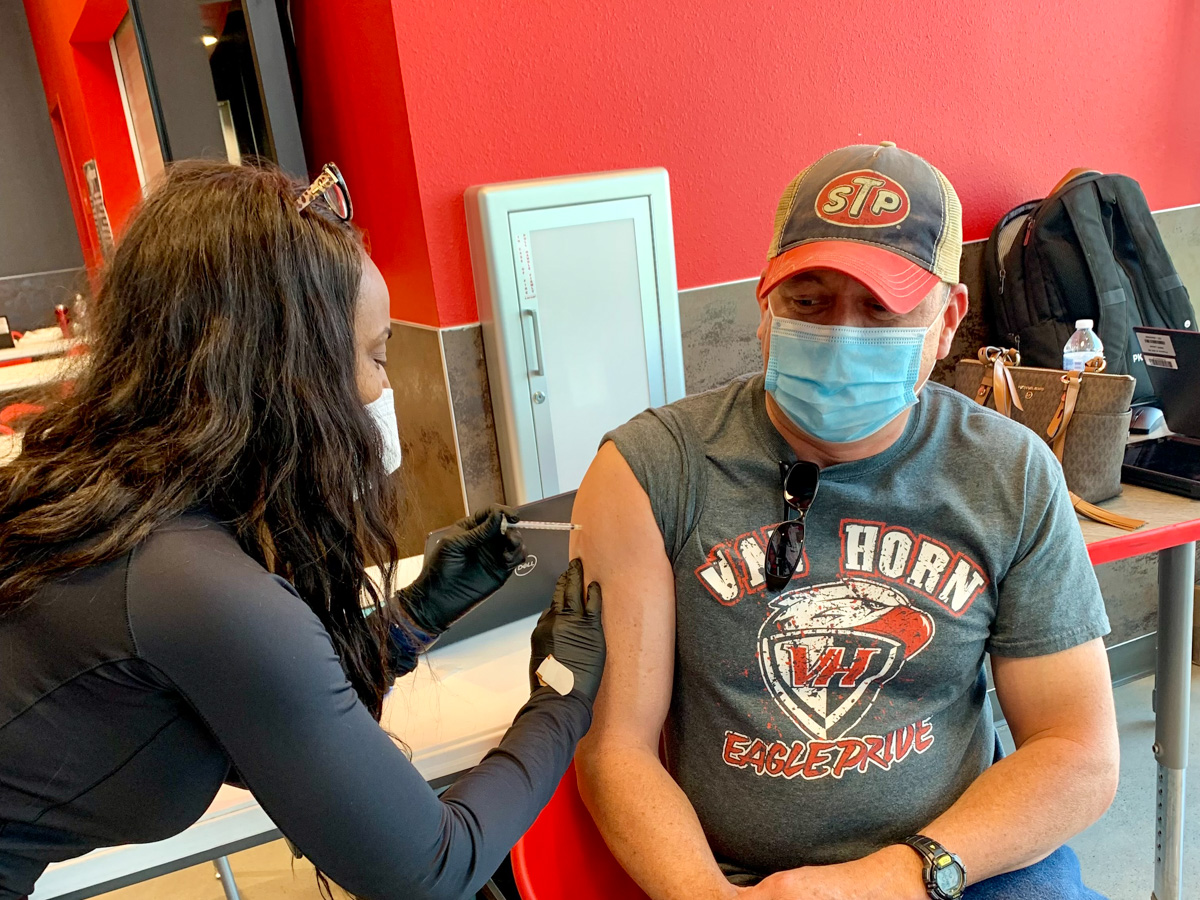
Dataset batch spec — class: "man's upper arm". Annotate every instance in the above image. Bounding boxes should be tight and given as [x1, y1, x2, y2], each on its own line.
[991, 640, 1117, 755]
[572, 441, 677, 752]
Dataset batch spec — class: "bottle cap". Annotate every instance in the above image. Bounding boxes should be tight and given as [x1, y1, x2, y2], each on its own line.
[1076, 319, 1094, 330]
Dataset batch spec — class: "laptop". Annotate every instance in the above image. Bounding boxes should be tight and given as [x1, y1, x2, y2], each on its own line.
[1121, 327, 1200, 499]
[422, 491, 577, 647]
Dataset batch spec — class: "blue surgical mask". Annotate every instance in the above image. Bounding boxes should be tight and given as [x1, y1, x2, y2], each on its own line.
[764, 311, 940, 444]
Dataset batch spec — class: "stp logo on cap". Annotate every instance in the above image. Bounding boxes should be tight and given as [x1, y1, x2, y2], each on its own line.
[815, 170, 910, 228]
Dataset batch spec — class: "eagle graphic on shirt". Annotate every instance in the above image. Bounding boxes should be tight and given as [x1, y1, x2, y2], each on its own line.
[697, 519, 989, 781]
[758, 579, 933, 740]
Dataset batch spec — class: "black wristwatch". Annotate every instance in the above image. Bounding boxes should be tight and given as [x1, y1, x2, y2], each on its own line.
[900, 835, 966, 900]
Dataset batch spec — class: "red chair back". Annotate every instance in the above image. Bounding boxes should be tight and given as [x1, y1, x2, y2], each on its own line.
[511, 762, 650, 900]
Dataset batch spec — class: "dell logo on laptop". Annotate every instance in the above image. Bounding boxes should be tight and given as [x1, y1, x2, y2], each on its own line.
[515, 555, 538, 577]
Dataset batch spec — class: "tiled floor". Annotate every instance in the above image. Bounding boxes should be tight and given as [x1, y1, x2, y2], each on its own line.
[95, 669, 1200, 900]
[97, 842, 325, 899]
[1068, 668, 1200, 899]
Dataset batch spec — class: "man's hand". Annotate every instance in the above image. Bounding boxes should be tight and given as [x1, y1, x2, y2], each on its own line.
[397, 505, 525, 636]
[738, 846, 925, 900]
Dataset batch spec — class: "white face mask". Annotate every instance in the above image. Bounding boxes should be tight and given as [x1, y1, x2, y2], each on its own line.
[364, 388, 403, 474]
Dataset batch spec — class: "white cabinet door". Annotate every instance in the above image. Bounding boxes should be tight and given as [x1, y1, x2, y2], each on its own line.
[467, 168, 682, 505]
[508, 197, 665, 497]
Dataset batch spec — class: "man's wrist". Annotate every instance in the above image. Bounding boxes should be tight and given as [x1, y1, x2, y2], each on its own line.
[872, 843, 930, 900]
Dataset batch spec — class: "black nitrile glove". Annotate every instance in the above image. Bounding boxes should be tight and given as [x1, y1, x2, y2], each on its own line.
[397, 505, 525, 637]
[529, 558, 606, 703]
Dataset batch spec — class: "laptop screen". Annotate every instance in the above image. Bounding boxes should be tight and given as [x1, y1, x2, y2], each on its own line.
[1134, 327, 1200, 439]
[1125, 437, 1200, 481]
[422, 492, 577, 647]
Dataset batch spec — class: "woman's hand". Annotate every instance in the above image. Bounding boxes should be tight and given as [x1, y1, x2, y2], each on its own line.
[529, 558, 606, 703]
[398, 505, 525, 637]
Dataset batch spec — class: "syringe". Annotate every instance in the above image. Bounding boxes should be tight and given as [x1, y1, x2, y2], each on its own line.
[500, 518, 581, 535]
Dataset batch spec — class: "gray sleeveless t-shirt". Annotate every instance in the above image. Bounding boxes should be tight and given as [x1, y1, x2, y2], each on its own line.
[605, 374, 1109, 879]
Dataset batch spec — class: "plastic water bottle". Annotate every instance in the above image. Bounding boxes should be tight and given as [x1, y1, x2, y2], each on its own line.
[1063, 319, 1104, 372]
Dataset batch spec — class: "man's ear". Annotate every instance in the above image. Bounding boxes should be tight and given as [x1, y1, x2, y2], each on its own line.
[936, 283, 969, 360]
[755, 270, 771, 342]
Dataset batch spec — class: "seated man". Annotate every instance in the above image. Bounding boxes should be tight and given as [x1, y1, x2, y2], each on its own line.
[572, 142, 1118, 899]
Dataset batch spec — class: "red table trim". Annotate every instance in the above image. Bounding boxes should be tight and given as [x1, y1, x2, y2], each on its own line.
[1087, 519, 1200, 566]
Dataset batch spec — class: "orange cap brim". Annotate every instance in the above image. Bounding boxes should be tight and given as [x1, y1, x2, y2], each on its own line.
[758, 240, 942, 314]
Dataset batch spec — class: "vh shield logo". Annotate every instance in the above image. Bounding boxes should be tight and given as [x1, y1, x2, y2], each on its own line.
[758, 579, 933, 740]
[815, 170, 910, 228]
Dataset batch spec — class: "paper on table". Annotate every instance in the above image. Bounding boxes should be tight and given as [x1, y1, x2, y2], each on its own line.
[16, 327, 65, 344]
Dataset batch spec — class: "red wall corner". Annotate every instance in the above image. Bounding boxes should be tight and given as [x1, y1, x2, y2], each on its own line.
[291, 0, 440, 327]
[23, 0, 143, 272]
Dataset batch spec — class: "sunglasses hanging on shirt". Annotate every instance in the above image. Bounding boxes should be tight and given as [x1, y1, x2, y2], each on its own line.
[764, 460, 820, 592]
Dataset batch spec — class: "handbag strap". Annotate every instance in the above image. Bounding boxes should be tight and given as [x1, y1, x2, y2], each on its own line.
[1047, 371, 1083, 460]
[1046, 356, 1108, 457]
[975, 347, 1024, 416]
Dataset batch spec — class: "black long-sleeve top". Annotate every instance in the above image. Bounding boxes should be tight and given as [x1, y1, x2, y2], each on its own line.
[0, 514, 590, 900]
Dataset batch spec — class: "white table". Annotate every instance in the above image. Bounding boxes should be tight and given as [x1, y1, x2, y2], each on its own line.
[0, 433, 18, 465]
[0, 356, 74, 393]
[30, 590, 537, 900]
[0, 338, 75, 364]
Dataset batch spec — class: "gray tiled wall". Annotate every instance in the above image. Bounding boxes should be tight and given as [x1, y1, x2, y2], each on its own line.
[677, 204, 1200, 396]
[442, 326, 505, 513]
[1157, 205, 1200, 313]
[679, 280, 763, 395]
[0, 268, 87, 332]
[391, 205, 1200, 647]
[385, 322, 467, 557]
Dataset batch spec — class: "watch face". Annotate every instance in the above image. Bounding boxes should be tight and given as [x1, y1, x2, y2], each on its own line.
[935, 862, 964, 895]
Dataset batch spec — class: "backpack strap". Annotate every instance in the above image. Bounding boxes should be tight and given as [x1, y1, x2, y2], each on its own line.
[1049, 167, 1101, 196]
[1058, 177, 1131, 372]
[1109, 175, 1194, 327]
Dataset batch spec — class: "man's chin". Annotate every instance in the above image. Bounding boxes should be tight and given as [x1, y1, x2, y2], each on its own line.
[763, 392, 909, 460]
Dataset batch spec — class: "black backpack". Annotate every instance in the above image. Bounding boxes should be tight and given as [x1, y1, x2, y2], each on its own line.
[983, 170, 1196, 404]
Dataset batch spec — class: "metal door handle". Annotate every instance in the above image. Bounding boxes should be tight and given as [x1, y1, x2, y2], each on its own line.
[522, 308, 545, 376]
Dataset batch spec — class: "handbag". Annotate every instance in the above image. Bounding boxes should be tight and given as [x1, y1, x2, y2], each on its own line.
[952, 347, 1145, 531]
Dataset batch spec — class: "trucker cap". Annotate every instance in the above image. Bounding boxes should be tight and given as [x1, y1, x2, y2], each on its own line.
[758, 142, 962, 314]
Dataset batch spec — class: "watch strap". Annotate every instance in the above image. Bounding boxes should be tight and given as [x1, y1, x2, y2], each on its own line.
[901, 835, 966, 900]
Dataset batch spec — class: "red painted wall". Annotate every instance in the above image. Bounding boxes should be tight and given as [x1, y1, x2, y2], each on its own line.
[23, 0, 141, 272]
[291, 0, 439, 326]
[25, 1, 1200, 328]
[390, 0, 1200, 327]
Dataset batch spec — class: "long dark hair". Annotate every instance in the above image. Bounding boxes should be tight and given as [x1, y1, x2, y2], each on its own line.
[0, 161, 402, 718]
